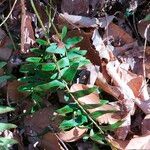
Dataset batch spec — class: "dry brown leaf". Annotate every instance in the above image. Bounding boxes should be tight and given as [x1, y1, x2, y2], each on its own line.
[0, 28, 12, 60]
[107, 135, 129, 150]
[21, 0, 35, 53]
[61, 0, 89, 15]
[134, 99, 150, 114]
[24, 107, 60, 134]
[138, 20, 150, 42]
[59, 13, 114, 29]
[58, 127, 87, 142]
[141, 114, 150, 135]
[41, 133, 61, 150]
[7, 80, 27, 102]
[125, 134, 150, 150]
[104, 23, 134, 45]
[67, 29, 101, 65]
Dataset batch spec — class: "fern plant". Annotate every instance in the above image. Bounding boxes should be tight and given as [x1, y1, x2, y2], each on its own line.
[18, 0, 123, 147]
[18, 26, 122, 146]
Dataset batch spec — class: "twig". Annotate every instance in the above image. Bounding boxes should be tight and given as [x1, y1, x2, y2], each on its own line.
[0, 16, 17, 50]
[0, 0, 18, 27]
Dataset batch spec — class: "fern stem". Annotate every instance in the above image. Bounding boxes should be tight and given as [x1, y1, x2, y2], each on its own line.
[30, 0, 104, 135]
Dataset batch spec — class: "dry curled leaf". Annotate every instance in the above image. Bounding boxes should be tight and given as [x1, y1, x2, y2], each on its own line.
[21, 1, 35, 53]
[59, 13, 114, 28]
[58, 127, 87, 142]
[104, 23, 134, 45]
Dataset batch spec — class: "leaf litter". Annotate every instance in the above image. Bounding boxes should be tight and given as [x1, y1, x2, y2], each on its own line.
[0, 0, 150, 149]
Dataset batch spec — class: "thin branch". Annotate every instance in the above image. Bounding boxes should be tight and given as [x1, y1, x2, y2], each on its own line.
[0, 0, 18, 27]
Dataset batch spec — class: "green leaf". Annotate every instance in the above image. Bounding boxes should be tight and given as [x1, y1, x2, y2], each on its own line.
[18, 76, 35, 82]
[60, 115, 88, 130]
[101, 121, 123, 131]
[58, 57, 70, 69]
[26, 57, 42, 63]
[18, 83, 35, 92]
[0, 75, 11, 84]
[0, 137, 18, 147]
[41, 63, 56, 71]
[68, 48, 87, 59]
[30, 48, 44, 54]
[46, 43, 66, 55]
[90, 110, 117, 120]
[56, 103, 78, 115]
[61, 26, 67, 40]
[62, 63, 79, 82]
[0, 123, 17, 132]
[36, 39, 47, 45]
[34, 80, 65, 92]
[50, 67, 69, 79]
[0, 62, 7, 69]
[83, 100, 109, 109]
[90, 133, 105, 144]
[144, 14, 150, 21]
[59, 119, 78, 130]
[19, 64, 37, 73]
[65, 37, 83, 49]
[73, 87, 98, 99]
[0, 106, 15, 114]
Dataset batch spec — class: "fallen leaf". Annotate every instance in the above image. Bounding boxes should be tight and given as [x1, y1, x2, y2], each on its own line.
[67, 29, 101, 65]
[138, 20, 150, 42]
[41, 133, 61, 150]
[107, 135, 129, 150]
[59, 13, 114, 28]
[125, 134, 150, 149]
[7, 80, 27, 102]
[21, 0, 35, 53]
[70, 84, 122, 125]
[141, 114, 150, 135]
[58, 127, 87, 142]
[61, 0, 89, 16]
[0, 28, 12, 60]
[104, 23, 134, 45]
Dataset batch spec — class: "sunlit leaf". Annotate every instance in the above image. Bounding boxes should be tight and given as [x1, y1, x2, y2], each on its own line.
[60, 115, 88, 130]
[0, 123, 17, 132]
[41, 63, 56, 71]
[0, 137, 18, 147]
[34, 80, 65, 92]
[62, 63, 79, 82]
[65, 37, 83, 49]
[26, 57, 42, 63]
[46, 43, 66, 55]
[101, 121, 123, 131]
[58, 57, 70, 69]
[90, 110, 117, 120]
[90, 133, 105, 144]
[36, 39, 47, 45]
[72, 87, 98, 99]
[56, 103, 78, 115]
[0, 106, 15, 114]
